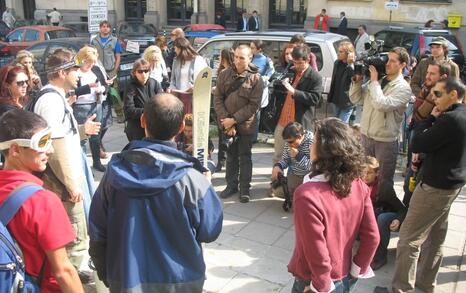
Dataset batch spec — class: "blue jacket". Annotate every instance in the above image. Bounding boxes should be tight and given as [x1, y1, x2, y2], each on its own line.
[89, 139, 223, 292]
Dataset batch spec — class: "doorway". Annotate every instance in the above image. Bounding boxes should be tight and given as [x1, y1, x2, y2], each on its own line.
[23, 0, 36, 20]
[167, 0, 193, 25]
[125, 0, 147, 20]
[269, 0, 306, 27]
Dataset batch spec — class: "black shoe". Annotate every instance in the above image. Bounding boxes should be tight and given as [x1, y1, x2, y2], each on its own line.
[220, 187, 238, 199]
[215, 161, 224, 172]
[78, 270, 94, 284]
[371, 257, 387, 271]
[93, 163, 106, 172]
[239, 190, 250, 203]
[373, 286, 390, 293]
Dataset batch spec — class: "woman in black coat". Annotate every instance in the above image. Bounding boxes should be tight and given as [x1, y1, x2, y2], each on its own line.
[124, 58, 163, 141]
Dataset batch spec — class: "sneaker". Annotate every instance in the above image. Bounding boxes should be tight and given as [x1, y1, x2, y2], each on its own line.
[78, 270, 94, 284]
[239, 190, 250, 203]
[371, 257, 388, 271]
[93, 163, 106, 172]
[220, 187, 238, 199]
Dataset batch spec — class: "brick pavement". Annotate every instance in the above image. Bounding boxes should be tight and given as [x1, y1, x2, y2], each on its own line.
[85, 122, 466, 293]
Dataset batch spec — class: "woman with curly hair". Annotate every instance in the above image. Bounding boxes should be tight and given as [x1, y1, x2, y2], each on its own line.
[288, 118, 380, 293]
[15, 50, 42, 95]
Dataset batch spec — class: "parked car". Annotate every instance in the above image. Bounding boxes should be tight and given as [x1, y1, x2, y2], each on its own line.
[0, 25, 76, 55]
[0, 20, 11, 41]
[115, 21, 157, 53]
[374, 27, 465, 71]
[197, 31, 349, 124]
[183, 24, 226, 32]
[25, 37, 139, 95]
[62, 22, 90, 38]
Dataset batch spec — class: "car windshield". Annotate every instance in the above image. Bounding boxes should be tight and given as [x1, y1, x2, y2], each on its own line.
[46, 30, 76, 39]
[119, 24, 156, 34]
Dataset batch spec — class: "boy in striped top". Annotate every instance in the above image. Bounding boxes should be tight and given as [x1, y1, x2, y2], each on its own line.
[272, 122, 313, 197]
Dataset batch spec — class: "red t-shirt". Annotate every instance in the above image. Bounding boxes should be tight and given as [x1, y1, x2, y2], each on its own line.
[0, 170, 76, 292]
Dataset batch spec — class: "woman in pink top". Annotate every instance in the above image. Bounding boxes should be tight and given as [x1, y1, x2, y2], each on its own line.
[288, 118, 379, 293]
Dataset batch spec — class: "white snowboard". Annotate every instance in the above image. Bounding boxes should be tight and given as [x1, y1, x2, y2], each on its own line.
[192, 67, 213, 168]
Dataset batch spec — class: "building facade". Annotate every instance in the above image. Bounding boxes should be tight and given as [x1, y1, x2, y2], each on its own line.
[2, 0, 465, 42]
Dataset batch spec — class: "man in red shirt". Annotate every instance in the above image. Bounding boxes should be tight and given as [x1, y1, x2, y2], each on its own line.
[0, 109, 83, 292]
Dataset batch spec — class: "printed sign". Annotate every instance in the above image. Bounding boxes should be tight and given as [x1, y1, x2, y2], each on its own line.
[125, 41, 140, 54]
[88, 0, 108, 33]
[384, 1, 400, 10]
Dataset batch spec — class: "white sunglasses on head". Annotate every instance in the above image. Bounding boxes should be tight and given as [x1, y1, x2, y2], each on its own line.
[0, 127, 52, 152]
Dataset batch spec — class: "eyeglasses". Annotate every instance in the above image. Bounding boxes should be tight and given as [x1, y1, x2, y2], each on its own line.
[16, 80, 29, 87]
[137, 69, 150, 74]
[0, 127, 53, 152]
[433, 90, 444, 98]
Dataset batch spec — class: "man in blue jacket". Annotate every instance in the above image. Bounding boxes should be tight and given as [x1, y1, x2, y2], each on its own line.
[89, 93, 223, 292]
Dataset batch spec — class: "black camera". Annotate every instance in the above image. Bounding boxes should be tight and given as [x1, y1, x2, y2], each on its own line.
[354, 40, 388, 78]
[269, 62, 295, 94]
[270, 172, 292, 211]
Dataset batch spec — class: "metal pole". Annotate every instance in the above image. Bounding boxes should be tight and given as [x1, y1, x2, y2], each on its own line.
[389, 10, 392, 26]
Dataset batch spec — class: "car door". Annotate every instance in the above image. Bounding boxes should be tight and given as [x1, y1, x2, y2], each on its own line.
[24, 29, 41, 48]
[5, 29, 25, 54]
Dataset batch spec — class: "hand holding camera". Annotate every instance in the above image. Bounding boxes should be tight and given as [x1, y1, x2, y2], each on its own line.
[271, 166, 283, 180]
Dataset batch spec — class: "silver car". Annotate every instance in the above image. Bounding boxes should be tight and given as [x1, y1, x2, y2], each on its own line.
[197, 31, 350, 94]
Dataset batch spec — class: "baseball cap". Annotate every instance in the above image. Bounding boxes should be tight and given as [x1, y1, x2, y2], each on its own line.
[429, 36, 448, 47]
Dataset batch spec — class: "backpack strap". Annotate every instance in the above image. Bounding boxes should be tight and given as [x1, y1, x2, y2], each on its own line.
[0, 183, 43, 225]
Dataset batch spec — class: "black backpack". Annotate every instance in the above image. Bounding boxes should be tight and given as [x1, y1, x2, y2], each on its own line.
[24, 88, 69, 124]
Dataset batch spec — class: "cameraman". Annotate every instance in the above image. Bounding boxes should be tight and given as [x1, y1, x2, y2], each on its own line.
[349, 47, 412, 188]
[214, 45, 263, 203]
[271, 45, 322, 167]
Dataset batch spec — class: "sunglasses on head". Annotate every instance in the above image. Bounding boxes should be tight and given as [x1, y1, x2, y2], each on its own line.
[0, 127, 53, 152]
[433, 90, 444, 98]
[16, 80, 29, 87]
[137, 69, 150, 74]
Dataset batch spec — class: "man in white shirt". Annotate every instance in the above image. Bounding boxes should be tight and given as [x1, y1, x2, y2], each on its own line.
[48, 8, 62, 26]
[33, 48, 100, 284]
[2, 8, 15, 29]
[355, 25, 371, 57]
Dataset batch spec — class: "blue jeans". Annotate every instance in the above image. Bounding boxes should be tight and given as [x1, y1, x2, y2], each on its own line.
[73, 103, 103, 165]
[291, 275, 358, 293]
[335, 106, 354, 124]
[374, 211, 398, 262]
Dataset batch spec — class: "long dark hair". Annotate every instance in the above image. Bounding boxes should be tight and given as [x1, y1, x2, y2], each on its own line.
[218, 48, 234, 74]
[311, 118, 365, 197]
[0, 65, 28, 105]
[173, 37, 198, 65]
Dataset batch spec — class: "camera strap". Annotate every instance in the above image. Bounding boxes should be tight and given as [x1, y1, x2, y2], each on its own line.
[223, 72, 251, 99]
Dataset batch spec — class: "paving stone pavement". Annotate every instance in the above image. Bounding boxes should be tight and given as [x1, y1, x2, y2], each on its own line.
[83, 122, 466, 293]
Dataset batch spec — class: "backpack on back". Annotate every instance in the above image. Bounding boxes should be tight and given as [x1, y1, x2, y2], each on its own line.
[0, 183, 44, 293]
[24, 88, 68, 124]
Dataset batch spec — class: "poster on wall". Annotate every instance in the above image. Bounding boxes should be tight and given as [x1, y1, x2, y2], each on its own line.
[89, 0, 108, 33]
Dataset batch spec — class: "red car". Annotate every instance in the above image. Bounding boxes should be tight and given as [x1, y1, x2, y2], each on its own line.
[183, 24, 226, 32]
[0, 25, 76, 55]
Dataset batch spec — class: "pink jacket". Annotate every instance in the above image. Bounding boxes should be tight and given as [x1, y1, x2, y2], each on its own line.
[288, 176, 379, 292]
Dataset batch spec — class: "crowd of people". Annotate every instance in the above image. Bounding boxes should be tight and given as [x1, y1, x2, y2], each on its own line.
[0, 17, 465, 293]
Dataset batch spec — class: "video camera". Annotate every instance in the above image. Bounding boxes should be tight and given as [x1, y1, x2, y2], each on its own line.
[354, 40, 388, 78]
[268, 62, 296, 94]
[271, 172, 292, 212]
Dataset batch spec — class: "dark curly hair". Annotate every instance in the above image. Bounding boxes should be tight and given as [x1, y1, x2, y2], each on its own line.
[311, 118, 365, 197]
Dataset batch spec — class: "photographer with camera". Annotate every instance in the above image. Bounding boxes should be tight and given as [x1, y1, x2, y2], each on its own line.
[214, 45, 263, 203]
[349, 47, 412, 188]
[271, 45, 322, 169]
[328, 41, 356, 123]
[272, 122, 313, 202]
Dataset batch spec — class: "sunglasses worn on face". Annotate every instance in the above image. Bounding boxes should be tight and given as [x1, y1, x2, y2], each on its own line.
[137, 69, 150, 74]
[0, 127, 53, 152]
[16, 80, 29, 87]
[433, 90, 444, 98]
